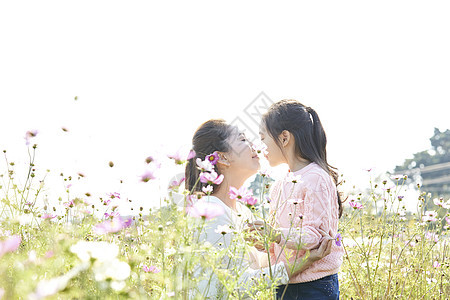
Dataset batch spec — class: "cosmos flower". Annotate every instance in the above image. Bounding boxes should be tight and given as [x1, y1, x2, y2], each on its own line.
[142, 265, 161, 273]
[186, 200, 225, 220]
[229, 186, 257, 206]
[349, 201, 364, 209]
[335, 233, 342, 247]
[41, 213, 57, 220]
[25, 130, 38, 145]
[196, 158, 213, 172]
[199, 171, 224, 185]
[422, 211, 438, 222]
[215, 224, 233, 235]
[0, 235, 21, 258]
[286, 172, 302, 184]
[252, 143, 268, 156]
[141, 169, 157, 182]
[93, 217, 133, 234]
[202, 185, 213, 194]
[205, 151, 219, 165]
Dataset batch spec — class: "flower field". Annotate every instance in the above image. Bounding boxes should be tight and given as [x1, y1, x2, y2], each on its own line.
[0, 134, 449, 299]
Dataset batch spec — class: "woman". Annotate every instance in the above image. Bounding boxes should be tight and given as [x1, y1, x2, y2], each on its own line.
[184, 119, 333, 299]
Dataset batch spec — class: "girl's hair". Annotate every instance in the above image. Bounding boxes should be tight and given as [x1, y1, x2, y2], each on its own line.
[262, 99, 343, 218]
[185, 119, 233, 194]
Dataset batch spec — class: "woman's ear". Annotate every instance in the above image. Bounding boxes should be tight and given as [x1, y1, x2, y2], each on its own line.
[279, 130, 291, 147]
[216, 152, 231, 168]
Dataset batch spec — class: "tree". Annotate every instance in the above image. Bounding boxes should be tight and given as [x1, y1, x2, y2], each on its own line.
[394, 128, 450, 197]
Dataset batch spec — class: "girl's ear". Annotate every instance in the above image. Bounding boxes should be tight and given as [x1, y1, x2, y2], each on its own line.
[279, 130, 291, 147]
[216, 152, 231, 168]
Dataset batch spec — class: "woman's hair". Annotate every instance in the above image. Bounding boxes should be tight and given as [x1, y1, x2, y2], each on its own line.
[185, 119, 234, 194]
[261, 99, 343, 218]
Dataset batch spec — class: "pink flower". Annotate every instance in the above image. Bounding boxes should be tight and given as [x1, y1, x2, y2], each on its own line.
[93, 217, 133, 234]
[104, 211, 120, 219]
[187, 149, 196, 160]
[422, 211, 438, 222]
[245, 196, 258, 206]
[168, 149, 195, 165]
[349, 201, 363, 209]
[433, 261, 441, 268]
[445, 216, 450, 225]
[186, 200, 225, 220]
[199, 171, 224, 185]
[0, 235, 21, 258]
[141, 169, 157, 182]
[229, 186, 257, 206]
[425, 232, 439, 243]
[63, 200, 74, 208]
[196, 158, 213, 172]
[169, 177, 185, 189]
[205, 152, 219, 165]
[41, 213, 56, 219]
[25, 130, 38, 145]
[145, 156, 155, 164]
[108, 192, 121, 200]
[44, 250, 54, 259]
[142, 264, 161, 273]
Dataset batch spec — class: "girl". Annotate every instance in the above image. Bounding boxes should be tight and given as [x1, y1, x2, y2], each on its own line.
[253, 100, 343, 299]
[184, 119, 333, 299]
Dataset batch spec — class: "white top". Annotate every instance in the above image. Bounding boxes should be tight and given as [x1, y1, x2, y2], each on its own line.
[194, 196, 289, 299]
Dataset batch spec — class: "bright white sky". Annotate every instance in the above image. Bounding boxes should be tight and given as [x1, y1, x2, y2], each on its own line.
[1, 0, 449, 213]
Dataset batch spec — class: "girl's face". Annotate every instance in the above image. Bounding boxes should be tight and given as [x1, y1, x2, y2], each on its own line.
[259, 125, 285, 167]
[225, 127, 260, 177]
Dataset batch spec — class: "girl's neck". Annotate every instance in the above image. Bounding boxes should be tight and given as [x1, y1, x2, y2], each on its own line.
[287, 156, 311, 173]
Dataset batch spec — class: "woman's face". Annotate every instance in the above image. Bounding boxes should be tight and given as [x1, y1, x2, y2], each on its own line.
[225, 127, 260, 178]
[259, 125, 285, 167]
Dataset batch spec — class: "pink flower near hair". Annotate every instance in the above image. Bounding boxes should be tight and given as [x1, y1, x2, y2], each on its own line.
[196, 158, 213, 172]
[0, 235, 21, 258]
[186, 200, 225, 220]
[205, 151, 219, 165]
[199, 171, 224, 185]
[168, 149, 195, 165]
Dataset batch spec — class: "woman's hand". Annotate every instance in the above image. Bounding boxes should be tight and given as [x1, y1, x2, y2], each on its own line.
[288, 234, 333, 277]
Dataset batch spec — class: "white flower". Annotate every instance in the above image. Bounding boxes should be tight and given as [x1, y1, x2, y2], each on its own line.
[196, 158, 213, 172]
[215, 224, 233, 235]
[93, 258, 131, 282]
[70, 241, 118, 262]
[285, 172, 302, 184]
[202, 185, 213, 194]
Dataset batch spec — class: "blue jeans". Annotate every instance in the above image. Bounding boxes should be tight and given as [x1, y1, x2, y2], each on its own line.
[276, 274, 340, 300]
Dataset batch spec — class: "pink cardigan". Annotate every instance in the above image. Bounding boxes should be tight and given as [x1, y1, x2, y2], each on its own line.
[269, 162, 343, 283]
